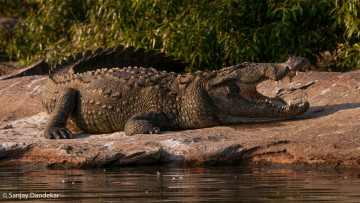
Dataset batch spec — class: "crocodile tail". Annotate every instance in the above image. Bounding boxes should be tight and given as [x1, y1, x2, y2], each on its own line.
[49, 45, 189, 75]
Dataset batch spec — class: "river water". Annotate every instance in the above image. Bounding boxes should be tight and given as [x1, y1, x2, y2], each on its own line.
[1, 165, 360, 202]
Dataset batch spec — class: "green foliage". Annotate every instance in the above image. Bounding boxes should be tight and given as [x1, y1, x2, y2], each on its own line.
[0, 0, 37, 19]
[332, 0, 360, 70]
[0, 0, 359, 71]
[0, 0, 38, 60]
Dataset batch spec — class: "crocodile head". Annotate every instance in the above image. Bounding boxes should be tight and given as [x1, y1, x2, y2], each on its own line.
[206, 56, 310, 123]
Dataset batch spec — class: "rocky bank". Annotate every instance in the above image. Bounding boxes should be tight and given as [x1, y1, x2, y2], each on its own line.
[0, 70, 359, 168]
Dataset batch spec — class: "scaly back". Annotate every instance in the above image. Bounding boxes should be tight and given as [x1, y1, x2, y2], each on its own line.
[49, 45, 189, 80]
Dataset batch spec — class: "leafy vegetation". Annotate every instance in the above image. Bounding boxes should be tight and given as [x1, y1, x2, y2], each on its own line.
[0, 0, 359, 71]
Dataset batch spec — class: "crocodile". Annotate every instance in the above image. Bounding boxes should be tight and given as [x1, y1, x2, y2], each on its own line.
[42, 45, 310, 139]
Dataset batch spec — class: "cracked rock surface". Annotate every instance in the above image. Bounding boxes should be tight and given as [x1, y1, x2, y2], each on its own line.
[0, 71, 360, 168]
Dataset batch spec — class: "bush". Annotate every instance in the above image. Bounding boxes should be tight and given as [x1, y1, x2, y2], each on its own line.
[0, 0, 359, 71]
[332, 1, 360, 70]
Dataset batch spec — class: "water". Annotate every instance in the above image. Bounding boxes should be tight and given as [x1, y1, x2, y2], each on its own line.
[1, 165, 360, 202]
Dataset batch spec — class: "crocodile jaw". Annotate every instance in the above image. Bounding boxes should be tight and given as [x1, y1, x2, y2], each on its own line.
[230, 81, 308, 120]
[206, 56, 310, 122]
[207, 73, 309, 122]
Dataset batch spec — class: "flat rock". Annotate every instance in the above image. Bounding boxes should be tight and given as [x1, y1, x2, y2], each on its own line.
[0, 61, 19, 76]
[0, 71, 359, 168]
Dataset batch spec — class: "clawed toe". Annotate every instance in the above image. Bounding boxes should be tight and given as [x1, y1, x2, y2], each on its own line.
[44, 127, 73, 139]
[149, 127, 160, 134]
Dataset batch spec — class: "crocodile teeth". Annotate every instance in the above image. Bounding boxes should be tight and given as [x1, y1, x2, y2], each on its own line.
[287, 70, 297, 84]
[289, 76, 294, 84]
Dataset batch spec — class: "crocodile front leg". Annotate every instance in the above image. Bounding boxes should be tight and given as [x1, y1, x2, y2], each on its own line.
[124, 111, 170, 136]
[44, 88, 76, 139]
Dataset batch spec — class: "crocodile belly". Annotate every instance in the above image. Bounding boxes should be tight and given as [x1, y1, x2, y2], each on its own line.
[71, 95, 129, 133]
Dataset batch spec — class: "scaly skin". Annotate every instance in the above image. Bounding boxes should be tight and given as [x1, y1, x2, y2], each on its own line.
[42, 45, 310, 139]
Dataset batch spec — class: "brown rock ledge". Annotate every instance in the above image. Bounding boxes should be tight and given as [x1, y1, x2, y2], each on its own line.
[0, 71, 359, 168]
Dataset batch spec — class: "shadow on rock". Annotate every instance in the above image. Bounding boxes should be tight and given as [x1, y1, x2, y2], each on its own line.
[72, 133, 93, 139]
[298, 102, 360, 119]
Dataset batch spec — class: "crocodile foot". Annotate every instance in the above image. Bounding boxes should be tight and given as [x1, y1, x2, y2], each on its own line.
[43, 127, 73, 139]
